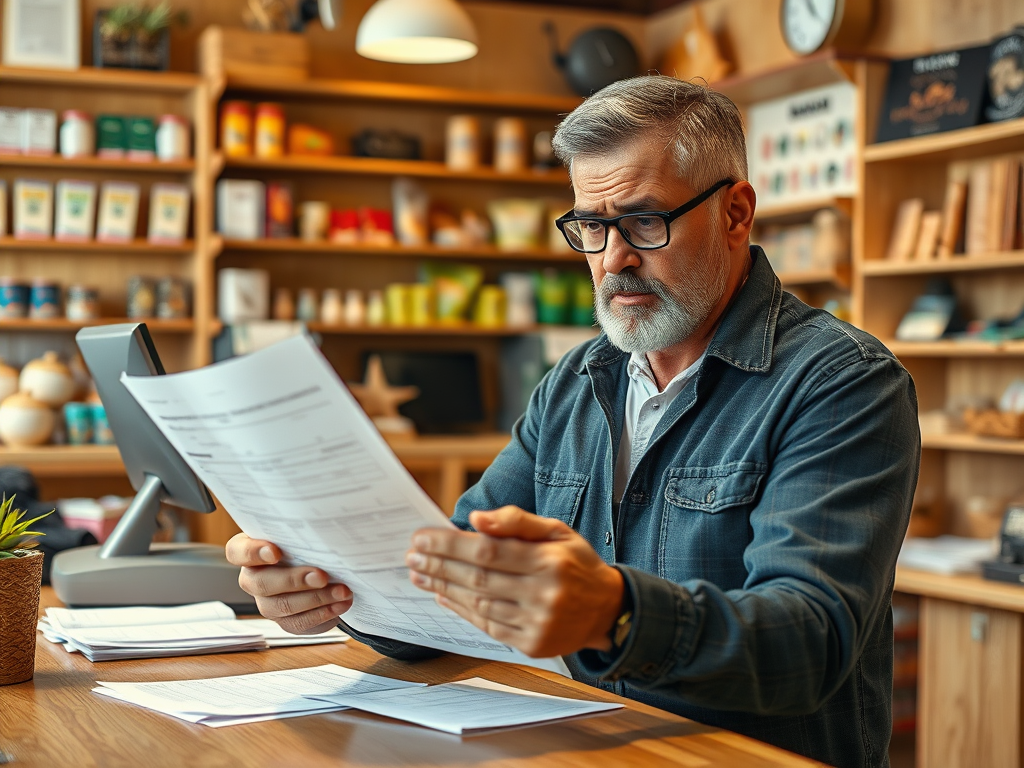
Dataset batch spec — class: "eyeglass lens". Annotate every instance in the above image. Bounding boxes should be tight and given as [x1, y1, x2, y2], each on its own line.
[563, 214, 669, 253]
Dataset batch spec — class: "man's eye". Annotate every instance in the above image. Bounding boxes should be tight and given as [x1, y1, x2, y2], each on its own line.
[581, 221, 604, 233]
[633, 216, 659, 228]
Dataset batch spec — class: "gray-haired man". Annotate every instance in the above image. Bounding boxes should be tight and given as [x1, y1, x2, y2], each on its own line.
[227, 76, 919, 768]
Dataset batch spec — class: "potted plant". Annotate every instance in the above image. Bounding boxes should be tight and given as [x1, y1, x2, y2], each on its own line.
[94, 2, 188, 71]
[0, 496, 52, 686]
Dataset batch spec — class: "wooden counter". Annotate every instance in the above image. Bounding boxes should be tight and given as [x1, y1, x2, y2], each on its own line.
[0, 589, 823, 768]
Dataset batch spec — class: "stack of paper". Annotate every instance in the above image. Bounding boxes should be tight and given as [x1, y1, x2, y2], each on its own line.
[898, 535, 998, 575]
[39, 602, 347, 661]
[93, 664, 423, 727]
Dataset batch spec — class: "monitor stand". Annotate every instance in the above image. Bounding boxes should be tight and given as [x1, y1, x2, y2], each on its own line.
[51, 474, 257, 612]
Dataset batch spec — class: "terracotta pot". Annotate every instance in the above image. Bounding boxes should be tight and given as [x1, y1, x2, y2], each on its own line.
[0, 549, 44, 685]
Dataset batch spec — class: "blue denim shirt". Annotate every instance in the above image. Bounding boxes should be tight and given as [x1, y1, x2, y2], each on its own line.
[347, 246, 919, 768]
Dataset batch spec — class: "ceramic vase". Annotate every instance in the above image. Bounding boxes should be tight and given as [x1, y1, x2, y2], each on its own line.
[0, 392, 56, 447]
[19, 352, 75, 408]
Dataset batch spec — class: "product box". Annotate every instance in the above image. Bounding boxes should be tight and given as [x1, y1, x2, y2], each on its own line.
[96, 114, 127, 157]
[20, 108, 57, 155]
[54, 180, 98, 241]
[216, 179, 265, 240]
[0, 107, 22, 154]
[265, 181, 293, 238]
[127, 116, 156, 160]
[148, 182, 191, 243]
[0, 180, 6, 235]
[13, 179, 53, 239]
[217, 267, 270, 323]
[96, 181, 141, 241]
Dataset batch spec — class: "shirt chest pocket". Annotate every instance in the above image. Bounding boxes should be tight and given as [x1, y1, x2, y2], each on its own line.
[534, 469, 589, 529]
[664, 461, 766, 514]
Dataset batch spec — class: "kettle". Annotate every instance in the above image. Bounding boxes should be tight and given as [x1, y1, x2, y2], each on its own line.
[545, 22, 640, 97]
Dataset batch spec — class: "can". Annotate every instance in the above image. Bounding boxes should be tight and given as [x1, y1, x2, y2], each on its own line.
[0, 278, 30, 319]
[29, 279, 60, 319]
[445, 115, 480, 171]
[494, 117, 527, 174]
[254, 103, 285, 159]
[220, 101, 252, 158]
[126, 276, 156, 318]
[473, 285, 507, 327]
[90, 402, 115, 444]
[63, 402, 93, 445]
[385, 283, 412, 326]
[408, 283, 434, 327]
[156, 277, 189, 319]
[65, 285, 100, 320]
[156, 114, 190, 161]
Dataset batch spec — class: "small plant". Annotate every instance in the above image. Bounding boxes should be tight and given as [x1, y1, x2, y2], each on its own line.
[99, 2, 188, 46]
[0, 496, 53, 559]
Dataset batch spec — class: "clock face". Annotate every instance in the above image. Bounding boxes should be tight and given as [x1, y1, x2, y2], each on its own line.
[782, 0, 838, 55]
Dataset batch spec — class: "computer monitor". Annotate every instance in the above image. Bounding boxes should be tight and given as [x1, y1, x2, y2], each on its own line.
[50, 323, 255, 610]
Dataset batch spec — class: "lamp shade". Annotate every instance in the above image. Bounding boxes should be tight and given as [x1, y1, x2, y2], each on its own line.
[356, 0, 479, 64]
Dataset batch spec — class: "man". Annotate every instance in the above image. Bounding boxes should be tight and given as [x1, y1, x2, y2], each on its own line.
[226, 76, 919, 768]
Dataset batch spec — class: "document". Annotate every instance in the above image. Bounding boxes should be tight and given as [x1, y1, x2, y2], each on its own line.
[120, 335, 569, 677]
[39, 602, 347, 661]
[310, 677, 623, 734]
[93, 664, 423, 727]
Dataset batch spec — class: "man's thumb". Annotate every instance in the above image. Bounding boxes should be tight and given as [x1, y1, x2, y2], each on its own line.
[469, 506, 569, 542]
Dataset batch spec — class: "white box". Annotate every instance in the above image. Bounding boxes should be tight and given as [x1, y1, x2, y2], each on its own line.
[96, 181, 140, 242]
[21, 108, 57, 156]
[148, 183, 191, 244]
[13, 179, 53, 239]
[218, 268, 270, 323]
[55, 180, 97, 241]
[0, 107, 22, 153]
[217, 179, 265, 241]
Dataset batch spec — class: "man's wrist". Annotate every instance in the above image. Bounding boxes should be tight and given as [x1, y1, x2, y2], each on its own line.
[587, 565, 627, 652]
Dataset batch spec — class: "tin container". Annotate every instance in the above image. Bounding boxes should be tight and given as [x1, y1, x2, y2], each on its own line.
[0, 278, 30, 319]
[65, 285, 100, 320]
[63, 402, 93, 445]
[29, 279, 60, 319]
[473, 285, 507, 327]
[126, 276, 156, 318]
[408, 283, 434, 326]
[91, 402, 114, 444]
[221, 101, 252, 158]
[156, 277, 189, 319]
[445, 115, 480, 171]
[493, 117, 527, 174]
[254, 103, 285, 159]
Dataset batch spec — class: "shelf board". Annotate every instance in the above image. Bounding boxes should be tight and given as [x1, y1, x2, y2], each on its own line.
[885, 339, 1024, 357]
[217, 237, 580, 262]
[0, 318, 196, 332]
[0, 445, 125, 476]
[0, 65, 200, 93]
[862, 251, 1024, 276]
[776, 267, 850, 289]
[864, 117, 1024, 164]
[755, 196, 853, 225]
[711, 49, 864, 104]
[921, 432, 1024, 456]
[0, 237, 195, 254]
[219, 76, 580, 113]
[218, 154, 570, 186]
[306, 322, 544, 337]
[0, 154, 195, 173]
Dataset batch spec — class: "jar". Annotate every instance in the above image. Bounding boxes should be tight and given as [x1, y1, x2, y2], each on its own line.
[29, 279, 60, 319]
[155, 114, 190, 161]
[220, 101, 252, 158]
[344, 289, 365, 326]
[0, 278, 30, 319]
[126, 276, 156, 318]
[366, 290, 386, 326]
[65, 285, 99, 320]
[254, 102, 285, 159]
[0, 358, 19, 402]
[445, 115, 480, 171]
[320, 288, 343, 325]
[296, 288, 319, 322]
[0, 392, 55, 447]
[59, 110, 94, 158]
[493, 117, 527, 174]
[19, 351, 75, 408]
[272, 287, 295, 320]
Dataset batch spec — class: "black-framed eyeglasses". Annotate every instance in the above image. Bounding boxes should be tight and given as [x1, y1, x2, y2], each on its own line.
[554, 178, 734, 254]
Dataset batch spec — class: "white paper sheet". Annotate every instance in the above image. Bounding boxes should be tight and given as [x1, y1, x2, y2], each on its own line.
[44, 602, 235, 632]
[120, 335, 569, 677]
[93, 664, 423, 727]
[310, 677, 623, 734]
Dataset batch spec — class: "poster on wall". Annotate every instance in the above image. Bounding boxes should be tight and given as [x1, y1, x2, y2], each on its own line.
[2, 0, 81, 70]
[875, 45, 990, 142]
[747, 82, 858, 210]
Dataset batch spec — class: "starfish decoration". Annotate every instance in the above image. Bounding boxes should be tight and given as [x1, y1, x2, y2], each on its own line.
[347, 354, 420, 421]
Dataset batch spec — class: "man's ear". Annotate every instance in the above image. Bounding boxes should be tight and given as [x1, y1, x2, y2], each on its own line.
[724, 181, 756, 250]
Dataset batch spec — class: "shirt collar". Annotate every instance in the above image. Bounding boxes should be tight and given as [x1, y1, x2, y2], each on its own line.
[578, 245, 781, 376]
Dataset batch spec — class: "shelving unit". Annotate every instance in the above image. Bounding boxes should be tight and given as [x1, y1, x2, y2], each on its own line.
[216, 237, 579, 263]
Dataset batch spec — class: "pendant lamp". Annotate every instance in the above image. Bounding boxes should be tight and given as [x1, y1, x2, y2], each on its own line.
[356, 0, 479, 64]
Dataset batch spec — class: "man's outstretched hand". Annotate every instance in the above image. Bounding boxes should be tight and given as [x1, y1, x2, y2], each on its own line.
[405, 506, 625, 657]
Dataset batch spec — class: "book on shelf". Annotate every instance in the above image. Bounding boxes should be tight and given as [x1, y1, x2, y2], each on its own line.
[885, 198, 924, 261]
[937, 179, 967, 258]
[913, 211, 942, 261]
[965, 162, 993, 255]
[965, 157, 1023, 256]
[1004, 158, 1022, 252]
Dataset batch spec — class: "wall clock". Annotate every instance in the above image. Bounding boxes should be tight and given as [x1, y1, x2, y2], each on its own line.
[781, 0, 875, 56]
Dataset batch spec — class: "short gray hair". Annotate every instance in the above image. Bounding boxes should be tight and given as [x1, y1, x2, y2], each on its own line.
[552, 75, 747, 192]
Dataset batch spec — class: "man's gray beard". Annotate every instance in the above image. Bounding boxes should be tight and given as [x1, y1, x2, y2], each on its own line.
[594, 259, 728, 354]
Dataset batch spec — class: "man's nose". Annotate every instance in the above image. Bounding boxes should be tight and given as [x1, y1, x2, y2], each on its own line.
[600, 226, 642, 275]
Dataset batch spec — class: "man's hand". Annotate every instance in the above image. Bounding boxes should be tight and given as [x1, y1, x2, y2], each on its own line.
[405, 506, 625, 658]
[225, 533, 353, 635]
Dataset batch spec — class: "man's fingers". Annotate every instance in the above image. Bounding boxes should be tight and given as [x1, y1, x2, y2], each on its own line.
[469, 507, 572, 542]
[405, 550, 528, 600]
[432, 591, 521, 645]
[410, 527, 537, 574]
[225, 533, 281, 567]
[250, 578, 352, 619]
[272, 599, 353, 636]
[238, 562, 337, 598]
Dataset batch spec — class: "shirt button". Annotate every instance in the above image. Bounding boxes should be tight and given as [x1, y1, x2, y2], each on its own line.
[705, 488, 716, 504]
[652, 403, 660, 409]
[605, 531, 612, 546]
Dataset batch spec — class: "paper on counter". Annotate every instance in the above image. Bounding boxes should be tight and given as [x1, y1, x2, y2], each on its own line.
[310, 677, 623, 734]
[93, 664, 423, 727]
[120, 334, 569, 677]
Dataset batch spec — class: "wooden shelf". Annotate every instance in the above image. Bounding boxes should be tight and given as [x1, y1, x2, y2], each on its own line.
[0, 65, 201, 93]
[864, 117, 1024, 164]
[755, 196, 854, 225]
[216, 237, 580, 262]
[0, 237, 195, 254]
[218, 76, 580, 113]
[0, 318, 196, 332]
[218, 154, 570, 185]
[921, 432, 1024, 456]
[895, 567, 1024, 614]
[776, 267, 850, 289]
[861, 251, 1024, 276]
[307, 322, 545, 337]
[0, 444, 125, 476]
[885, 339, 1024, 357]
[711, 49, 863, 104]
[0, 154, 195, 173]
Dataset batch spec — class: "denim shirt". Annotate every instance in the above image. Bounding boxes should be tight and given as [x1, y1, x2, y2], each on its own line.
[346, 246, 920, 768]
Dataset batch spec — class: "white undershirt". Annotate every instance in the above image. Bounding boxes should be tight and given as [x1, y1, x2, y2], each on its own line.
[613, 350, 707, 504]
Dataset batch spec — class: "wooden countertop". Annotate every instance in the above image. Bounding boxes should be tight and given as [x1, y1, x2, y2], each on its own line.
[0, 589, 823, 768]
[896, 566, 1024, 612]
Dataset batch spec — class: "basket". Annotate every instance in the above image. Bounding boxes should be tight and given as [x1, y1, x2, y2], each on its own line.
[963, 408, 1024, 439]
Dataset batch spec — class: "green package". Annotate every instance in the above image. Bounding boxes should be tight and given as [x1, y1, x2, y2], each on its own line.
[96, 115, 127, 155]
[127, 116, 156, 157]
[419, 262, 483, 322]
